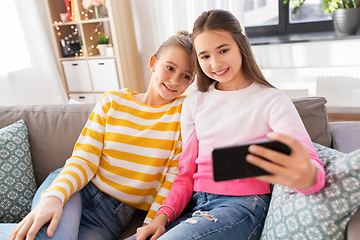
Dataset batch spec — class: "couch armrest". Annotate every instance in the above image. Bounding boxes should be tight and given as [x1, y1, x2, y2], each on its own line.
[330, 121, 360, 153]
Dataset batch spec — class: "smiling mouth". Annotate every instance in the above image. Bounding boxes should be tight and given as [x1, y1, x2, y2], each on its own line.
[213, 68, 230, 76]
[163, 83, 177, 92]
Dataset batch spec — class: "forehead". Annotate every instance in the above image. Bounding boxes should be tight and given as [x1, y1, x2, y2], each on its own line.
[157, 46, 194, 70]
[194, 30, 235, 51]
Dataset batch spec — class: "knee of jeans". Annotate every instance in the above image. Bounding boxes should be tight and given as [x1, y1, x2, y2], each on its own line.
[184, 210, 218, 224]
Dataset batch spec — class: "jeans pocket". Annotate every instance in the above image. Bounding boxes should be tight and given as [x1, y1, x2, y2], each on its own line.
[113, 202, 135, 230]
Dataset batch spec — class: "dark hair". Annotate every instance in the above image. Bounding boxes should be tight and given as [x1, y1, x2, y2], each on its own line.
[192, 9, 275, 92]
[154, 30, 195, 67]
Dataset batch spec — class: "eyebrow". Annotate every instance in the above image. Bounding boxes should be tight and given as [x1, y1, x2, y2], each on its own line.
[166, 61, 193, 76]
[198, 43, 231, 57]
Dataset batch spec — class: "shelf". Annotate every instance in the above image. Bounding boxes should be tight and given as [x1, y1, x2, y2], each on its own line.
[45, 0, 144, 102]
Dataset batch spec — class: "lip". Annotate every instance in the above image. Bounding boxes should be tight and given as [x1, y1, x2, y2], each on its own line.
[163, 83, 177, 92]
[213, 67, 230, 77]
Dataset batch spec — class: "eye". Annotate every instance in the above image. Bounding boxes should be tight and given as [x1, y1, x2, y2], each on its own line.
[183, 74, 191, 80]
[200, 55, 209, 60]
[220, 49, 228, 54]
[167, 66, 174, 71]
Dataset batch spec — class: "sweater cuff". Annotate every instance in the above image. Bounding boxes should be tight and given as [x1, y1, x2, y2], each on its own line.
[295, 160, 325, 194]
[155, 206, 176, 223]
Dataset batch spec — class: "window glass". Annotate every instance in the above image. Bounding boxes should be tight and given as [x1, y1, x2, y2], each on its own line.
[244, 0, 279, 27]
[289, 0, 332, 24]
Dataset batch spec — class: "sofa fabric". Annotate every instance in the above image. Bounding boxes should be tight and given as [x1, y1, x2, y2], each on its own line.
[330, 121, 360, 154]
[292, 97, 332, 148]
[0, 104, 95, 187]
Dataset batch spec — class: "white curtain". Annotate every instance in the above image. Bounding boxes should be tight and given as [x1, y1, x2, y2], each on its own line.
[0, 1, 68, 105]
[131, 0, 244, 90]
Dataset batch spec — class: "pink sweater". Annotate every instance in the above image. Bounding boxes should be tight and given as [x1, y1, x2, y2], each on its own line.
[158, 82, 325, 223]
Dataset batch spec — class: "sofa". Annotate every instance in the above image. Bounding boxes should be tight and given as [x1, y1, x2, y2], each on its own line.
[0, 97, 360, 240]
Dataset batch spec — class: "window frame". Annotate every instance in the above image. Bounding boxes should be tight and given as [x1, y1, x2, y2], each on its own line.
[244, 0, 334, 38]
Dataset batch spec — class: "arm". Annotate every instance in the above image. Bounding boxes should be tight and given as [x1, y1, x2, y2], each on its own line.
[135, 97, 198, 240]
[41, 94, 110, 204]
[9, 93, 111, 240]
[135, 131, 198, 240]
[247, 92, 325, 193]
[143, 134, 181, 224]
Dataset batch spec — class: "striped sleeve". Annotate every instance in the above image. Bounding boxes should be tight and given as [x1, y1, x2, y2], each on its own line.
[41, 94, 110, 204]
[143, 133, 181, 224]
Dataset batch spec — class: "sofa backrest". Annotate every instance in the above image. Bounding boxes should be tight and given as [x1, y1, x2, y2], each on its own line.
[0, 104, 95, 186]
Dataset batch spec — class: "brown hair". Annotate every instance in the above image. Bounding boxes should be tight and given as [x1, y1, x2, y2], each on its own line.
[192, 9, 275, 92]
[154, 30, 195, 68]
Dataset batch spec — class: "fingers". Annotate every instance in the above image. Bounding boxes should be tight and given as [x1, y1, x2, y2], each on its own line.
[47, 210, 62, 237]
[246, 132, 316, 189]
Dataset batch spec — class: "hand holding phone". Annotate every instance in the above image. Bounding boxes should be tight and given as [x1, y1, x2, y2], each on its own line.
[212, 139, 291, 182]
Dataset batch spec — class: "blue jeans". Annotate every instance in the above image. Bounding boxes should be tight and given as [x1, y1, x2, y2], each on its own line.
[126, 191, 270, 240]
[33, 168, 136, 240]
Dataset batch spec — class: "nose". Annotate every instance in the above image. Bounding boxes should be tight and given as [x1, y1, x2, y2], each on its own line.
[211, 56, 222, 70]
[169, 74, 181, 85]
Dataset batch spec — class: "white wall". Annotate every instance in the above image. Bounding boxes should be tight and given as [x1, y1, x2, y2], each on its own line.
[252, 39, 360, 111]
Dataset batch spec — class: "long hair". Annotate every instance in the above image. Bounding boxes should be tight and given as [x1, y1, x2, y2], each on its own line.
[192, 9, 275, 92]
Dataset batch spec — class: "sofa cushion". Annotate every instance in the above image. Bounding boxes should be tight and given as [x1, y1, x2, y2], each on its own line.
[0, 120, 37, 223]
[292, 97, 331, 147]
[0, 104, 96, 187]
[260, 143, 360, 240]
[330, 121, 360, 153]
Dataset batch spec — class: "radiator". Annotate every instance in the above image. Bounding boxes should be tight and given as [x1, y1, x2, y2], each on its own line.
[262, 67, 360, 108]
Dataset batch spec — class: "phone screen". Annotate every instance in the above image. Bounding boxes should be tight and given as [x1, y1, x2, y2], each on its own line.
[212, 139, 291, 182]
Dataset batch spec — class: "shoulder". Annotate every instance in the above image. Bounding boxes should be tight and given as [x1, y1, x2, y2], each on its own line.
[97, 89, 131, 103]
[255, 84, 290, 102]
[183, 89, 202, 105]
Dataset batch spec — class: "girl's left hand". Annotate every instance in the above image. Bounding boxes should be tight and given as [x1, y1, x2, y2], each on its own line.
[246, 132, 317, 190]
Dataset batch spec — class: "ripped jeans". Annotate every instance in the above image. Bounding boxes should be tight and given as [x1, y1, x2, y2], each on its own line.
[159, 192, 270, 240]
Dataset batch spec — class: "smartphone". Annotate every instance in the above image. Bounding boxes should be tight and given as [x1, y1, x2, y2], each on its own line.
[212, 139, 291, 182]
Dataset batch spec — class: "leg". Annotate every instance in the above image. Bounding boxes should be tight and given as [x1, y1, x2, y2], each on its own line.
[32, 168, 82, 240]
[158, 192, 270, 240]
[0, 224, 17, 240]
[78, 182, 136, 240]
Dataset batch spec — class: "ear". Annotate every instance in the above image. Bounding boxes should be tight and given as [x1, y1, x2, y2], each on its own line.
[149, 55, 156, 72]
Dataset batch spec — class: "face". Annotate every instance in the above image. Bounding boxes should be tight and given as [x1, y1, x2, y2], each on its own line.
[149, 46, 194, 103]
[194, 30, 248, 91]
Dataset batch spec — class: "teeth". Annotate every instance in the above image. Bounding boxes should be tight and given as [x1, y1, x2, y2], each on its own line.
[215, 68, 227, 74]
[164, 84, 176, 92]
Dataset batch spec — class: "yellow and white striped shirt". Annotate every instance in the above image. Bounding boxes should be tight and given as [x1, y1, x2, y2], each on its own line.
[41, 89, 184, 223]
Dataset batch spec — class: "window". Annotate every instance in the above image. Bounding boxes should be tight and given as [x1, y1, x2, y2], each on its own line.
[244, 0, 334, 37]
[0, 1, 31, 76]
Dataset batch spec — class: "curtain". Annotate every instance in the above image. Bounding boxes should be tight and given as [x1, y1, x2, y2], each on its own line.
[131, 0, 244, 90]
[0, 0, 68, 105]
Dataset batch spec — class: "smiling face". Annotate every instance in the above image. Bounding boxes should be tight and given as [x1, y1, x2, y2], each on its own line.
[194, 30, 251, 91]
[148, 46, 194, 104]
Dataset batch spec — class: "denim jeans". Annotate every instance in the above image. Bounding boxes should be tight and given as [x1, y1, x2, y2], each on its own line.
[33, 168, 136, 240]
[127, 191, 270, 240]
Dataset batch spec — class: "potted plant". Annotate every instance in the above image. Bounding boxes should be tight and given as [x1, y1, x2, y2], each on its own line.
[78, 36, 85, 55]
[97, 34, 109, 56]
[283, 0, 360, 36]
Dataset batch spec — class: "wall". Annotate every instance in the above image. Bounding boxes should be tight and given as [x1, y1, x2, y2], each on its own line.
[251, 38, 360, 112]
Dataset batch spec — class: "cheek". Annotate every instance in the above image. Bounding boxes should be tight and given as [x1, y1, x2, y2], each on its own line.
[198, 61, 208, 73]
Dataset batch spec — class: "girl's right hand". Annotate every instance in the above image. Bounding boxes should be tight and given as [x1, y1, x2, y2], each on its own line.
[135, 214, 168, 240]
[8, 196, 63, 240]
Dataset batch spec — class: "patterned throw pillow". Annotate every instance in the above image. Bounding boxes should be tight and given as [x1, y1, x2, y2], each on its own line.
[261, 143, 360, 240]
[0, 119, 37, 223]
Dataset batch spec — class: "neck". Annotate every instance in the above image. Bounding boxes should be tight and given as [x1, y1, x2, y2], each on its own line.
[216, 71, 253, 91]
[132, 89, 171, 106]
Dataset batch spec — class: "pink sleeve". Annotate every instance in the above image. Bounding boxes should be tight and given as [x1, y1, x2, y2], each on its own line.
[156, 130, 198, 223]
[265, 92, 325, 194]
[295, 146, 325, 194]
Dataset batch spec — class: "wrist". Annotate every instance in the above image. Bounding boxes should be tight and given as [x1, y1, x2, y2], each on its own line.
[152, 213, 169, 227]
